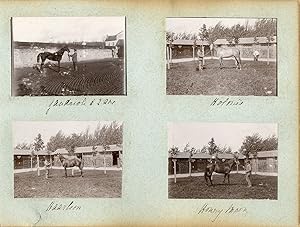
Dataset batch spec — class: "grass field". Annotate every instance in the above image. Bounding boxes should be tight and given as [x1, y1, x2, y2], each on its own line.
[14, 169, 122, 198]
[13, 58, 125, 96]
[168, 173, 277, 199]
[166, 60, 276, 96]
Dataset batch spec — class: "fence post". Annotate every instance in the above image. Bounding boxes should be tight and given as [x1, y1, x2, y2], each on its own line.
[37, 155, 40, 176]
[166, 46, 170, 69]
[172, 159, 177, 183]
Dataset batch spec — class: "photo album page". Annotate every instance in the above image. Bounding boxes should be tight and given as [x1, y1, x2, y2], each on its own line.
[0, 0, 298, 227]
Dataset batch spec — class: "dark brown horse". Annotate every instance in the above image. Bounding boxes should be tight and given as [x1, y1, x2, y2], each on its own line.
[204, 156, 239, 186]
[37, 46, 70, 72]
[58, 153, 83, 177]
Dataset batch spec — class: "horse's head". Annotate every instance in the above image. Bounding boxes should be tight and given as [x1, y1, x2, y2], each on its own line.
[62, 46, 70, 53]
[57, 153, 64, 162]
[232, 156, 240, 166]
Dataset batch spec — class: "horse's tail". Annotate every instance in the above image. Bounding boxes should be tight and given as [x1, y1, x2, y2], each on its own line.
[37, 53, 42, 63]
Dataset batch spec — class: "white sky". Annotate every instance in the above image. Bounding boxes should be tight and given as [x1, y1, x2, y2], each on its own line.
[166, 18, 259, 34]
[13, 121, 122, 146]
[168, 122, 277, 152]
[12, 17, 125, 42]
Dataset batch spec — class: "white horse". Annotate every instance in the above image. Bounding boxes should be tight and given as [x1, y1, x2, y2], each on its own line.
[213, 45, 242, 70]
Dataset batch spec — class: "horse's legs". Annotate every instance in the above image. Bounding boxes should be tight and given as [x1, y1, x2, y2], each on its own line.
[223, 174, 227, 183]
[40, 60, 45, 72]
[233, 56, 239, 69]
[204, 172, 208, 185]
[209, 174, 213, 186]
[238, 56, 242, 70]
[58, 61, 60, 72]
[64, 167, 67, 177]
[228, 174, 230, 184]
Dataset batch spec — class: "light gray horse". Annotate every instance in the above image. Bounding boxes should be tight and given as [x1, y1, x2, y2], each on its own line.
[213, 45, 242, 70]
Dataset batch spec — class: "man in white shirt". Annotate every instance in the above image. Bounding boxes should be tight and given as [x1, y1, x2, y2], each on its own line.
[253, 50, 260, 61]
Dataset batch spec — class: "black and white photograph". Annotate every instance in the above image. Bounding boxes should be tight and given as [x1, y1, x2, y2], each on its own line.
[168, 122, 278, 199]
[13, 121, 123, 198]
[166, 17, 277, 96]
[12, 17, 126, 96]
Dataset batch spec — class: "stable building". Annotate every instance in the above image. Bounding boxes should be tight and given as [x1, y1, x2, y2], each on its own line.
[52, 144, 123, 168]
[167, 36, 277, 60]
[14, 149, 52, 169]
[168, 150, 278, 176]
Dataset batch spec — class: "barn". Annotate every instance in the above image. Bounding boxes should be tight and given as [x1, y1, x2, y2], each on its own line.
[14, 144, 123, 170]
[52, 144, 123, 168]
[168, 150, 278, 176]
[14, 149, 53, 169]
[167, 36, 277, 61]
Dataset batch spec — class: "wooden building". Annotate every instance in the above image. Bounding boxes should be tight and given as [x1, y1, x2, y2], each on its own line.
[167, 36, 277, 60]
[168, 150, 278, 176]
[14, 149, 52, 169]
[52, 144, 123, 168]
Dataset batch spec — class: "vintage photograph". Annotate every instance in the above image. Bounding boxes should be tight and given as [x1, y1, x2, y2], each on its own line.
[13, 121, 123, 198]
[168, 122, 278, 199]
[166, 18, 277, 96]
[11, 17, 126, 96]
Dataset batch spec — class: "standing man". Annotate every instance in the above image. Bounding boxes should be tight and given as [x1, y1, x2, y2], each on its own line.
[69, 49, 78, 71]
[245, 159, 252, 187]
[44, 158, 51, 179]
[253, 50, 260, 61]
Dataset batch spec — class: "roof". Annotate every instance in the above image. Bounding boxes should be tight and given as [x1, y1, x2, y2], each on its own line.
[52, 144, 123, 155]
[169, 150, 277, 159]
[171, 39, 209, 46]
[170, 36, 277, 46]
[252, 150, 278, 158]
[105, 35, 117, 41]
[14, 149, 51, 156]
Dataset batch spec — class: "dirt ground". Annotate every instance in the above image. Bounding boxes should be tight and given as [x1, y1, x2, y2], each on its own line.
[12, 58, 125, 96]
[168, 173, 277, 199]
[14, 169, 122, 198]
[166, 60, 277, 96]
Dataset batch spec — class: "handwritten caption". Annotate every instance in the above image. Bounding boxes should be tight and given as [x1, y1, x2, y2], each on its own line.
[210, 97, 244, 107]
[46, 97, 116, 114]
[196, 203, 248, 222]
[46, 201, 81, 211]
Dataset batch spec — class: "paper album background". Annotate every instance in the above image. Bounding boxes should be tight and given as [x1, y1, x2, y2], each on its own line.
[0, 0, 298, 226]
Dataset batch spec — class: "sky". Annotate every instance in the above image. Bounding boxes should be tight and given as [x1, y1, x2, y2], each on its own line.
[168, 122, 277, 152]
[12, 17, 125, 42]
[166, 18, 260, 34]
[13, 121, 122, 146]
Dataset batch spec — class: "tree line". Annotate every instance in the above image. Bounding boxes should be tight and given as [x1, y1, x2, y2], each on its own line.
[166, 18, 276, 45]
[15, 122, 123, 154]
[169, 133, 278, 157]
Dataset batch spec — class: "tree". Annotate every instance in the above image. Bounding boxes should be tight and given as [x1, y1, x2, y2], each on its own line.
[239, 133, 263, 157]
[198, 24, 209, 65]
[261, 134, 278, 151]
[169, 146, 180, 157]
[15, 142, 32, 150]
[47, 130, 65, 152]
[230, 24, 247, 45]
[33, 133, 45, 176]
[33, 133, 45, 152]
[208, 138, 218, 155]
